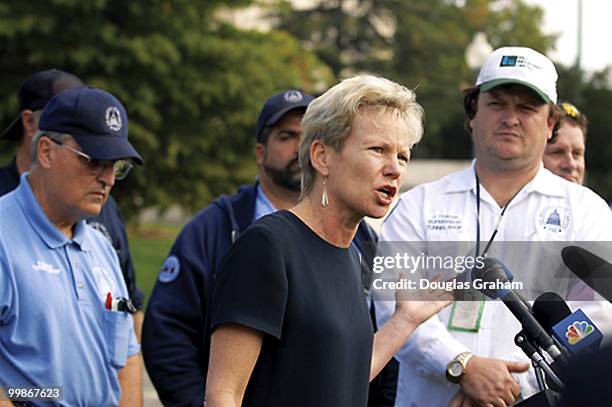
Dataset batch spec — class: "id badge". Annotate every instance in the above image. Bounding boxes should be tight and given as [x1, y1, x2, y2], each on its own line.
[448, 299, 485, 332]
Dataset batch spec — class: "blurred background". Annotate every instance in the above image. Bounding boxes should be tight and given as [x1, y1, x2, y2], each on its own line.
[2, 1, 610, 403]
[1, 0, 611, 318]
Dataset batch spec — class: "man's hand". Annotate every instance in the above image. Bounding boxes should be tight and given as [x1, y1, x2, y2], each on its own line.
[459, 356, 529, 406]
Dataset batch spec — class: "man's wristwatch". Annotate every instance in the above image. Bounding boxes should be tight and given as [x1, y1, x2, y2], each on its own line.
[446, 351, 474, 383]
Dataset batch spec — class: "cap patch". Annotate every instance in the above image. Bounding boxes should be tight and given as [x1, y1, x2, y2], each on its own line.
[500, 55, 544, 73]
[500, 56, 518, 67]
[284, 90, 304, 103]
[105, 106, 122, 131]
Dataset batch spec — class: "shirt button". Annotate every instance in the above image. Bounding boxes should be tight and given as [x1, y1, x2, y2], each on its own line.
[77, 282, 84, 289]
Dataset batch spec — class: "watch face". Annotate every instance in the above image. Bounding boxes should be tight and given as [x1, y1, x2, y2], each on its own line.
[449, 361, 463, 377]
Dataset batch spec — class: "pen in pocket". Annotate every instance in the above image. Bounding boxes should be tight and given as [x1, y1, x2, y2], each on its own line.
[105, 292, 137, 314]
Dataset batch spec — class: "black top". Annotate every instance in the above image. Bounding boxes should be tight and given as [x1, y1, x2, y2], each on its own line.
[561, 343, 612, 406]
[0, 157, 143, 308]
[210, 210, 374, 407]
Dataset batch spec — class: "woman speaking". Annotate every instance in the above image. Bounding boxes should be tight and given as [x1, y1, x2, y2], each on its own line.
[205, 75, 450, 407]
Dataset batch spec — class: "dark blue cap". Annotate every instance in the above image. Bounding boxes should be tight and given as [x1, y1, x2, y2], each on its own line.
[256, 89, 314, 142]
[39, 86, 143, 165]
[1, 69, 84, 141]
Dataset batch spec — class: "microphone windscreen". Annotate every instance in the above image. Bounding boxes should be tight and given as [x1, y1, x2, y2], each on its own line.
[533, 292, 572, 331]
[471, 257, 514, 299]
[561, 246, 606, 277]
[561, 245, 612, 303]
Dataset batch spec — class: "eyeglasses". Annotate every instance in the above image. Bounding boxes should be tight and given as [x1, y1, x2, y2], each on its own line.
[49, 138, 134, 180]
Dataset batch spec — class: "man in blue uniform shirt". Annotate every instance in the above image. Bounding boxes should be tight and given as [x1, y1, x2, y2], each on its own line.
[0, 69, 145, 340]
[142, 90, 391, 407]
[0, 86, 143, 406]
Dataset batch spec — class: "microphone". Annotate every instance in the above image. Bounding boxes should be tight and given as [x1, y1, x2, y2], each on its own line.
[532, 292, 571, 332]
[514, 331, 564, 392]
[472, 258, 562, 359]
[533, 292, 603, 356]
[532, 292, 603, 393]
[561, 245, 612, 303]
[471, 257, 531, 307]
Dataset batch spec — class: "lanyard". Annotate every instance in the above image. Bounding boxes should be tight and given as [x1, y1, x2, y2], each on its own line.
[449, 168, 524, 333]
[474, 170, 520, 258]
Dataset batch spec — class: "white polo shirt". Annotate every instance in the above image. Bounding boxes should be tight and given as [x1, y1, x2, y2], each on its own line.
[375, 162, 612, 407]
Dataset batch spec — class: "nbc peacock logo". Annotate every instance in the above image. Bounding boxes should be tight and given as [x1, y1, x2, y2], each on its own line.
[565, 321, 594, 345]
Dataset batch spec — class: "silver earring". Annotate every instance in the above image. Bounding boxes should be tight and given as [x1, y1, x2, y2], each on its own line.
[321, 180, 329, 207]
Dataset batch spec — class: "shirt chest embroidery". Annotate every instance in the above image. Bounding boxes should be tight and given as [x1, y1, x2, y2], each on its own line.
[537, 206, 571, 234]
[32, 261, 61, 275]
[426, 214, 463, 232]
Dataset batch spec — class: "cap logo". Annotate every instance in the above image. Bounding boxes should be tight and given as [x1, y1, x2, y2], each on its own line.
[499, 55, 543, 72]
[500, 56, 518, 67]
[105, 106, 122, 131]
[284, 90, 303, 103]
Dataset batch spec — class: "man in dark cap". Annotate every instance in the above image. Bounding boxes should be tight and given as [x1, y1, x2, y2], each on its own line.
[0, 69, 83, 182]
[0, 69, 145, 341]
[0, 86, 143, 406]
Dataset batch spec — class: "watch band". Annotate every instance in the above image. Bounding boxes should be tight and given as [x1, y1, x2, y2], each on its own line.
[446, 351, 474, 383]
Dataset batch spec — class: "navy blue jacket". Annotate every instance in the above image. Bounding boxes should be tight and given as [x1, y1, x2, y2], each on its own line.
[0, 157, 143, 309]
[142, 182, 396, 407]
[142, 183, 258, 407]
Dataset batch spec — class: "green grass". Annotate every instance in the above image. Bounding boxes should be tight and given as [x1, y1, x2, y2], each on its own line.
[128, 223, 182, 307]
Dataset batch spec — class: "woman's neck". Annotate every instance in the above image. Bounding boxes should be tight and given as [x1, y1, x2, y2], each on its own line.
[290, 194, 358, 248]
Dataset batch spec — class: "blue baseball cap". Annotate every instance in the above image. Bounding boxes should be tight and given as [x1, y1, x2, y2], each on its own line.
[256, 89, 314, 142]
[1, 69, 84, 141]
[39, 86, 143, 165]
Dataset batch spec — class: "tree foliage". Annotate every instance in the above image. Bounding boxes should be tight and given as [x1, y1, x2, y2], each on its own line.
[2, 0, 611, 214]
[0, 0, 332, 219]
[271, 0, 556, 159]
[270, 0, 612, 200]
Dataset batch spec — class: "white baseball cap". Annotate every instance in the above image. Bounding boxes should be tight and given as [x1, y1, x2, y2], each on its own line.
[476, 46, 558, 104]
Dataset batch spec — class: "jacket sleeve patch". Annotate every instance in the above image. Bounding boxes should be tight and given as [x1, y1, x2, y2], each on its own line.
[158, 255, 181, 283]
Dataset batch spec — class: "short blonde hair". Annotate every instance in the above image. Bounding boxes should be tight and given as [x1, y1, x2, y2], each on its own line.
[299, 74, 424, 197]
